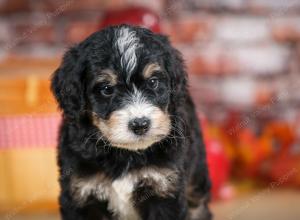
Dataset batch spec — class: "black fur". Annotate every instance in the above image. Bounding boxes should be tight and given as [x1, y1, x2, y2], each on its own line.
[51, 24, 212, 220]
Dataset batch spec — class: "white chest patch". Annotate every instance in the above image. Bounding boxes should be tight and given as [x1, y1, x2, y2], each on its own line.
[70, 168, 178, 220]
[110, 175, 139, 220]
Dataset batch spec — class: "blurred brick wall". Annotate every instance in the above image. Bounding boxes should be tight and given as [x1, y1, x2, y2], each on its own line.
[1, 0, 300, 122]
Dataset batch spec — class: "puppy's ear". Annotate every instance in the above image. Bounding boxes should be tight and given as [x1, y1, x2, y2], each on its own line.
[158, 35, 188, 103]
[51, 46, 86, 120]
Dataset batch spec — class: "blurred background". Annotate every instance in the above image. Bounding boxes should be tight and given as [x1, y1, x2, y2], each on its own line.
[1, 0, 300, 220]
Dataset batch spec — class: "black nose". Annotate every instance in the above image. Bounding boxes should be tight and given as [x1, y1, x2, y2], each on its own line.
[128, 117, 151, 135]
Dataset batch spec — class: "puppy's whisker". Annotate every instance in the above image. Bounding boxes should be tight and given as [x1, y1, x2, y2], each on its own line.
[83, 131, 99, 147]
[169, 114, 187, 126]
[95, 135, 111, 153]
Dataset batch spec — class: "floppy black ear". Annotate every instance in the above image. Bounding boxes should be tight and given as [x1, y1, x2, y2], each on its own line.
[51, 46, 86, 120]
[158, 35, 188, 104]
[168, 47, 188, 97]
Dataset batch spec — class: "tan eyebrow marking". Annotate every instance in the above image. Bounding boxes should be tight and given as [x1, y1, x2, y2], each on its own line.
[96, 69, 118, 85]
[143, 63, 161, 78]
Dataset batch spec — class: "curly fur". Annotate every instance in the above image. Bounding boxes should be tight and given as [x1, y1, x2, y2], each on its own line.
[51, 24, 212, 220]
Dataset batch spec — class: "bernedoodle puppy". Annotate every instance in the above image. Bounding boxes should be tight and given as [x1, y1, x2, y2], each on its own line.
[51, 24, 212, 220]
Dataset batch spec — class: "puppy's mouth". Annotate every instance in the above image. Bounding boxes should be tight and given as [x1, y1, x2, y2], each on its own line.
[110, 142, 145, 148]
[109, 137, 163, 150]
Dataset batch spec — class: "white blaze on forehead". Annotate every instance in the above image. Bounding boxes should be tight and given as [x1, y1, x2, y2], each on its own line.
[131, 85, 147, 106]
[115, 27, 141, 82]
[121, 86, 154, 119]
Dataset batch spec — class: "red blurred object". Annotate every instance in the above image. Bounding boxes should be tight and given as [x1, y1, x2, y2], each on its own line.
[267, 121, 300, 186]
[206, 139, 231, 199]
[235, 128, 270, 177]
[270, 151, 300, 187]
[99, 7, 161, 33]
[200, 114, 231, 199]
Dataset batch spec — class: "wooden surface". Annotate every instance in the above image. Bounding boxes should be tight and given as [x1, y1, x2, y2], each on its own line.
[0, 57, 60, 79]
[0, 58, 61, 212]
[0, 57, 60, 115]
[0, 148, 59, 213]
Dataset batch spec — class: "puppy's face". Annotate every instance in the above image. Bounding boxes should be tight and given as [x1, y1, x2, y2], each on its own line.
[52, 25, 185, 151]
[89, 62, 171, 150]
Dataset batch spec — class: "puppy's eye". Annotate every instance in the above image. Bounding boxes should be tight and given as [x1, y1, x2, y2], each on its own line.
[147, 77, 159, 89]
[100, 85, 114, 97]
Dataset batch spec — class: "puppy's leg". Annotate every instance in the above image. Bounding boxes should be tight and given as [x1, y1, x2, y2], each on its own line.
[187, 144, 212, 220]
[136, 192, 189, 220]
[59, 191, 112, 220]
[187, 191, 212, 220]
[187, 138, 212, 220]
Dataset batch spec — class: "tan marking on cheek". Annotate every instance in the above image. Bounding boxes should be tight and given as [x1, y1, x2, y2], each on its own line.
[159, 111, 171, 130]
[108, 113, 119, 128]
[152, 108, 171, 133]
[97, 69, 118, 85]
[92, 112, 122, 141]
[106, 113, 120, 137]
[143, 63, 161, 79]
[92, 114, 109, 139]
